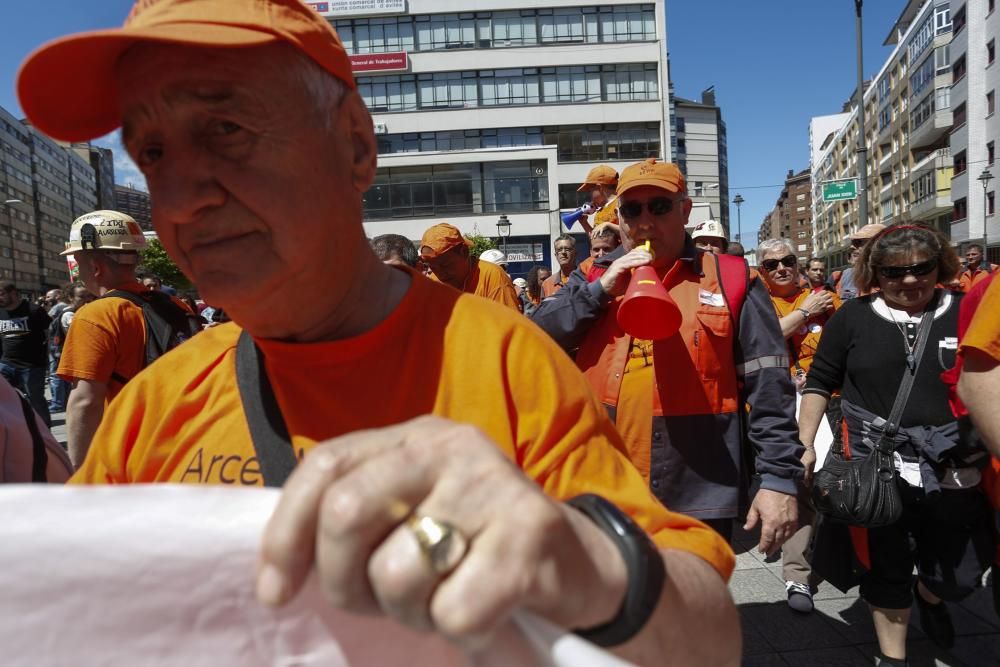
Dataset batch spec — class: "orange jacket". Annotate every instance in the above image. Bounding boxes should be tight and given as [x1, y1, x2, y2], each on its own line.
[534, 242, 803, 519]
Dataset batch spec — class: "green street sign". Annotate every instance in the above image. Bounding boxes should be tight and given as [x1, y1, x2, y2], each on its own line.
[823, 179, 858, 202]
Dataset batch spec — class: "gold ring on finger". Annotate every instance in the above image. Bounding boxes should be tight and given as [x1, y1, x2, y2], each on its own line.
[406, 515, 468, 575]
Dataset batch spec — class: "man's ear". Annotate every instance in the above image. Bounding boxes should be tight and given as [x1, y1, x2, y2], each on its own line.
[681, 197, 693, 220]
[343, 93, 378, 194]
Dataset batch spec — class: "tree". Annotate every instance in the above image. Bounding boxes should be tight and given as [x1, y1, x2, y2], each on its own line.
[465, 232, 497, 259]
[139, 239, 191, 290]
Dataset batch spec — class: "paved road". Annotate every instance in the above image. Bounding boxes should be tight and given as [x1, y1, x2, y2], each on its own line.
[48, 411, 998, 665]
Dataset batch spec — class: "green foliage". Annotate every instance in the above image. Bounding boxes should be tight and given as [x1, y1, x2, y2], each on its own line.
[139, 238, 191, 290]
[465, 232, 497, 259]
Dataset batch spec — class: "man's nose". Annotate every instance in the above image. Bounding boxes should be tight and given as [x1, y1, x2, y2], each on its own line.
[148, 141, 227, 227]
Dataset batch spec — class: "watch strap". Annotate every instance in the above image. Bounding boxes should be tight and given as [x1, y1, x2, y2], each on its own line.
[566, 494, 666, 647]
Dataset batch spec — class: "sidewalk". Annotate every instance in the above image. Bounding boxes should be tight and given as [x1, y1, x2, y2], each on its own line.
[730, 527, 1000, 666]
[47, 413, 998, 665]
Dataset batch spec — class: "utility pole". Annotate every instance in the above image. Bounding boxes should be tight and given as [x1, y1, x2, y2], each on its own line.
[854, 0, 870, 230]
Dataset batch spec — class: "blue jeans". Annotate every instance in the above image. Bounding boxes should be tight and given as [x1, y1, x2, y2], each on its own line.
[48, 353, 70, 412]
[0, 362, 51, 427]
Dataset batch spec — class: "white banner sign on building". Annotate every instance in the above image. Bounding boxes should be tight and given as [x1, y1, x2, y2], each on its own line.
[306, 0, 407, 17]
[504, 243, 545, 263]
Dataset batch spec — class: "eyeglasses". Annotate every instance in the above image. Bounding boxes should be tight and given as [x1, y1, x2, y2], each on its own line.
[761, 254, 797, 272]
[877, 259, 937, 279]
[618, 197, 674, 219]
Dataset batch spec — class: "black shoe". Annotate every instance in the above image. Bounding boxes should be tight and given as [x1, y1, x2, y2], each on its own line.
[875, 653, 908, 666]
[914, 581, 954, 649]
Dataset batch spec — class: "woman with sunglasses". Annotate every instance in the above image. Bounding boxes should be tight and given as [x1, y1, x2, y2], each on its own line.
[798, 225, 993, 665]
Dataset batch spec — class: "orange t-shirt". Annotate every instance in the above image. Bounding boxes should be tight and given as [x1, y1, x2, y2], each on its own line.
[430, 259, 519, 311]
[56, 282, 148, 402]
[71, 270, 734, 579]
[960, 265, 998, 293]
[961, 276, 1000, 362]
[769, 288, 842, 376]
[541, 271, 571, 297]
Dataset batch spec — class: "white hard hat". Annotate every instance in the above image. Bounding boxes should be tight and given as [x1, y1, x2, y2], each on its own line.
[513, 278, 527, 288]
[691, 220, 727, 242]
[479, 249, 508, 266]
[62, 210, 147, 256]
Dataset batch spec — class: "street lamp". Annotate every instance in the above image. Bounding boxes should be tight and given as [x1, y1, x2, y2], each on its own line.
[2, 199, 25, 283]
[978, 168, 994, 262]
[732, 194, 745, 243]
[496, 214, 512, 256]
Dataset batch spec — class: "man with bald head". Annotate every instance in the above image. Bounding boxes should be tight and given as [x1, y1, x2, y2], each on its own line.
[17, 0, 738, 662]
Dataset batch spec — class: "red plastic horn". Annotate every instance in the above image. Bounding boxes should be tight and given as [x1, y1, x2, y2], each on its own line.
[617, 264, 682, 340]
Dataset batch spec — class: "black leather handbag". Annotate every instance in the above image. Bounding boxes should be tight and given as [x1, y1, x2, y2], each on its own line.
[812, 301, 935, 528]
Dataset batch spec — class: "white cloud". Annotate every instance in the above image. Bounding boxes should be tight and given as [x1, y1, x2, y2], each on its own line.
[93, 131, 147, 193]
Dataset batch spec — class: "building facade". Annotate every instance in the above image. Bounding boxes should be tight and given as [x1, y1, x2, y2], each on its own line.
[755, 169, 813, 262]
[313, 0, 672, 276]
[674, 87, 730, 236]
[948, 0, 998, 260]
[114, 184, 153, 231]
[67, 144, 116, 211]
[810, 0, 954, 269]
[1, 106, 39, 291]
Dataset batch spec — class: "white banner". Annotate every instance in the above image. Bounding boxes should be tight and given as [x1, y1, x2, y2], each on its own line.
[505, 243, 545, 263]
[307, 0, 407, 17]
[0, 486, 631, 666]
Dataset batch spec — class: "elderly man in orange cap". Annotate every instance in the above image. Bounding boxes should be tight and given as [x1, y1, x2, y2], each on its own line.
[15, 1, 740, 662]
[419, 223, 519, 310]
[534, 158, 804, 554]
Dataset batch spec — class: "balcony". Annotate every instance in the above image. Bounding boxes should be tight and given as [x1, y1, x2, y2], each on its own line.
[912, 147, 952, 173]
[909, 108, 953, 148]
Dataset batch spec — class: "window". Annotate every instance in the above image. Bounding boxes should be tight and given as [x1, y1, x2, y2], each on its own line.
[989, 141, 996, 165]
[359, 63, 657, 113]
[934, 45, 951, 75]
[989, 191, 996, 216]
[954, 197, 967, 221]
[935, 4, 951, 33]
[952, 54, 966, 83]
[362, 159, 548, 220]
[952, 5, 966, 33]
[912, 170, 936, 204]
[954, 150, 967, 174]
[910, 56, 935, 97]
[675, 117, 685, 133]
[990, 40, 996, 65]
[989, 90, 996, 116]
[879, 105, 892, 131]
[878, 77, 891, 102]
[908, 13, 935, 62]
[991, 0, 996, 14]
[953, 102, 967, 126]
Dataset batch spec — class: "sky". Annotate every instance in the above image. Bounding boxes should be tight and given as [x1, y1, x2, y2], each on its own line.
[0, 0, 906, 248]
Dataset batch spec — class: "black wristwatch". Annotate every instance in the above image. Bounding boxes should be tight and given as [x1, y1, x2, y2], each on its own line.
[566, 494, 666, 647]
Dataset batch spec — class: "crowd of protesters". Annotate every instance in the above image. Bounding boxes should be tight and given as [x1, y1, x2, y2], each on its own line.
[2, 1, 999, 665]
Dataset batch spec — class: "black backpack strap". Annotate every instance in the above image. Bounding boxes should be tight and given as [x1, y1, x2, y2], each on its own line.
[880, 294, 938, 443]
[16, 391, 48, 483]
[235, 330, 297, 487]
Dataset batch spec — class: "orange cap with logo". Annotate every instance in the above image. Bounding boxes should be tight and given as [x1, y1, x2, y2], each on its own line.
[577, 165, 619, 192]
[17, 0, 355, 143]
[419, 224, 471, 259]
[617, 159, 687, 197]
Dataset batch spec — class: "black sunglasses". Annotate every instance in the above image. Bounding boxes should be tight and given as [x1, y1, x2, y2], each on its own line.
[618, 197, 674, 219]
[877, 259, 937, 279]
[761, 255, 798, 272]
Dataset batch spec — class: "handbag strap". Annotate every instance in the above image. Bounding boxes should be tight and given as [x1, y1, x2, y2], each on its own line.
[234, 330, 297, 487]
[879, 294, 938, 444]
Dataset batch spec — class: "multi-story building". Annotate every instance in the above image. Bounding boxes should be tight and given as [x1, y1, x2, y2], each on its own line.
[810, 0, 954, 269]
[674, 87, 730, 235]
[948, 0, 998, 261]
[755, 169, 813, 262]
[313, 0, 672, 276]
[114, 184, 152, 231]
[1, 106, 39, 291]
[66, 144, 116, 211]
[1, 109, 102, 296]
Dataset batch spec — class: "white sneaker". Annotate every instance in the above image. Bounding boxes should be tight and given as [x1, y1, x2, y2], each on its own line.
[785, 580, 813, 613]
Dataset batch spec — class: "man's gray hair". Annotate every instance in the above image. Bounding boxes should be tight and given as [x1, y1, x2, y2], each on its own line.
[759, 238, 795, 257]
[288, 48, 348, 130]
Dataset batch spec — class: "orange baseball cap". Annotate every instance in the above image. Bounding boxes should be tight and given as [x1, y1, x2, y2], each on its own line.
[577, 165, 619, 192]
[617, 159, 687, 197]
[17, 0, 356, 143]
[419, 224, 471, 259]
